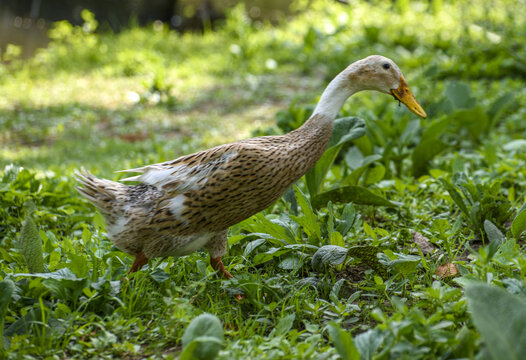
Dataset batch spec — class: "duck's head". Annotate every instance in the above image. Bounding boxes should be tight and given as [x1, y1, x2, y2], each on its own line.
[348, 55, 427, 118]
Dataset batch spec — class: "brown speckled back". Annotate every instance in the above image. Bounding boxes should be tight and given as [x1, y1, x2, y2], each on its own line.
[77, 114, 334, 259]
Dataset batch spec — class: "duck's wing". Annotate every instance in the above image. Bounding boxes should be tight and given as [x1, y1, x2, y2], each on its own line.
[119, 143, 241, 193]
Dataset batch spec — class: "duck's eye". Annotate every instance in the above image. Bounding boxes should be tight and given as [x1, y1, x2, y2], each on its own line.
[382, 63, 390, 70]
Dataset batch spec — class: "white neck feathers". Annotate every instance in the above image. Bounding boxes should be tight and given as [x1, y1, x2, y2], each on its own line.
[312, 69, 358, 120]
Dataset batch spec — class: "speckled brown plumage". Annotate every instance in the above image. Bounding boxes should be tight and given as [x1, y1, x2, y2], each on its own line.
[76, 114, 332, 262]
[76, 55, 426, 281]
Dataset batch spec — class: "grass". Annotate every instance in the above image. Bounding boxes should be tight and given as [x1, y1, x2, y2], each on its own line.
[1, 1, 526, 359]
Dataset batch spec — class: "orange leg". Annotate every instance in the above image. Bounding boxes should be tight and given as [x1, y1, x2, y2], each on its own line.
[210, 256, 243, 301]
[210, 256, 234, 279]
[128, 251, 149, 274]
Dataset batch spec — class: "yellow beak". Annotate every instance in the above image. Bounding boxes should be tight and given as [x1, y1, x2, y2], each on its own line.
[390, 76, 427, 118]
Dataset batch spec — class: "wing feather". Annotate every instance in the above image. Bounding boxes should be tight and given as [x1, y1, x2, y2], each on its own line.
[119, 145, 239, 192]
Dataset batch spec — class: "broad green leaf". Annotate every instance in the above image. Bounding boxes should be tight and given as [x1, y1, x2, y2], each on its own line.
[354, 329, 384, 360]
[330, 278, 346, 303]
[327, 322, 360, 360]
[378, 250, 421, 276]
[241, 213, 296, 243]
[429, 169, 448, 179]
[452, 107, 489, 140]
[344, 146, 364, 170]
[81, 227, 91, 246]
[150, 268, 170, 283]
[306, 117, 366, 196]
[454, 175, 477, 205]
[5, 308, 43, 338]
[421, 117, 452, 141]
[297, 277, 323, 289]
[18, 214, 44, 273]
[0, 279, 14, 344]
[484, 219, 505, 245]
[452, 157, 466, 173]
[283, 244, 319, 251]
[488, 92, 514, 124]
[275, 313, 296, 337]
[336, 203, 356, 236]
[180, 337, 223, 360]
[330, 231, 345, 247]
[343, 165, 367, 187]
[90, 277, 121, 296]
[278, 254, 303, 271]
[465, 283, 526, 360]
[363, 222, 376, 240]
[363, 164, 385, 186]
[494, 238, 518, 266]
[312, 245, 348, 271]
[353, 135, 373, 156]
[228, 234, 248, 246]
[0, 279, 14, 318]
[282, 186, 298, 214]
[68, 253, 89, 278]
[243, 238, 267, 256]
[327, 117, 366, 148]
[351, 154, 383, 171]
[501, 278, 526, 296]
[182, 314, 223, 360]
[313, 186, 395, 209]
[412, 137, 448, 177]
[253, 248, 291, 265]
[343, 154, 383, 186]
[293, 186, 321, 240]
[179, 340, 199, 360]
[16, 268, 79, 281]
[511, 204, 526, 239]
[16, 268, 87, 302]
[306, 145, 341, 197]
[400, 118, 420, 145]
[93, 212, 106, 231]
[446, 81, 475, 109]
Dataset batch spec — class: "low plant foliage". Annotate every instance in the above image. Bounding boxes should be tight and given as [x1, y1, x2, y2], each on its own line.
[1, 0, 526, 359]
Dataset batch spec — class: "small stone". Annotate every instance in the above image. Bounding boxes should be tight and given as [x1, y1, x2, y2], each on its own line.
[412, 231, 436, 255]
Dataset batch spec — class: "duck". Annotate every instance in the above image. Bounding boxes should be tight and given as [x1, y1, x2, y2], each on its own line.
[76, 55, 426, 288]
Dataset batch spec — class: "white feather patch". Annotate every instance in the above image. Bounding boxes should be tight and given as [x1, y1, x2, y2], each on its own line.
[120, 166, 175, 185]
[168, 233, 214, 256]
[119, 151, 238, 192]
[167, 194, 187, 220]
[107, 217, 128, 238]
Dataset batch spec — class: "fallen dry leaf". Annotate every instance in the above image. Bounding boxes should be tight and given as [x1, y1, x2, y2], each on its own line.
[436, 263, 459, 279]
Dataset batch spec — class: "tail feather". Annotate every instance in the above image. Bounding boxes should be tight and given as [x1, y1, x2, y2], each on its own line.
[75, 169, 126, 214]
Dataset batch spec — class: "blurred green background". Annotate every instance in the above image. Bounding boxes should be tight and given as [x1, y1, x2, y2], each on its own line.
[1, 0, 525, 175]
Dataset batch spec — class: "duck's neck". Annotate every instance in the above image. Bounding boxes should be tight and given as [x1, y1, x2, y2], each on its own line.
[295, 69, 359, 136]
[292, 69, 358, 140]
[285, 70, 358, 175]
[312, 71, 358, 120]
